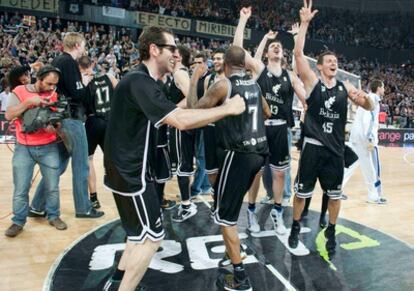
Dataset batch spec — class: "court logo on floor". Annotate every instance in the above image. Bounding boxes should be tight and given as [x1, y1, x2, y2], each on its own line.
[46, 203, 414, 291]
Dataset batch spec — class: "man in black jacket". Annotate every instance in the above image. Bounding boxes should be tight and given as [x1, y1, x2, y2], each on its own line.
[29, 32, 104, 218]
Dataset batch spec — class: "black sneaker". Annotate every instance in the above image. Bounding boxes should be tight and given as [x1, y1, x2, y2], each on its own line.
[160, 199, 177, 210]
[103, 277, 149, 291]
[288, 223, 301, 249]
[91, 199, 101, 209]
[325, 226, 337, 256]
[76, 208, 104, 218]
[28, 207, 47, 218]
[319, 215, 327, 228]
[217, 272, 252, 291]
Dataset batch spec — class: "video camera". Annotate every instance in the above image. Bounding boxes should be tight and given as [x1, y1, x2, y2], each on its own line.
[22, 94, 70, 133]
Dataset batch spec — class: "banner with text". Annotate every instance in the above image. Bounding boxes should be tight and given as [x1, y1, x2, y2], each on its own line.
[136, 12, 191, 31]
[0, 0, 58, 13]
[196, 20, 251, 40]
[378, 128, 414, 145]
[103, 6, 125, 19]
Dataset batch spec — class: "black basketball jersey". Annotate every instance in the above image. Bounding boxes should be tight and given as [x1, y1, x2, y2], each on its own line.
[257, 68, 294, 126]
[168, 67, 188, 104]
[303, 80, 348, 157]
[156, 79, 170, 146]
[104, 63, 176, 193]
[197, 72, 210, 99]
[87, 74, 114, 119]
[215, 73, 268, 154]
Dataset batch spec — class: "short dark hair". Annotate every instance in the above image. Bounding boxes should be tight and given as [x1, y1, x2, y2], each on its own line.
[1, 77, 9, 89]
[213, 48, 226, 57]
[224, 46, 245, 69]
[195, 52, 207, 62]
[265, 39, 282, 53]
[138, 26, 174, 61]
[36, 65, 61, 80]
[8, 65, 30, 90]
[177, 45, 191, 67]
[78, 55, 93, 70]
[317, 51, 337, 65]
[370, 79, 383, 93]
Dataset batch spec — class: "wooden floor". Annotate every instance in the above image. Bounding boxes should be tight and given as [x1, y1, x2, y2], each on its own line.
[0, 144, 413, 291]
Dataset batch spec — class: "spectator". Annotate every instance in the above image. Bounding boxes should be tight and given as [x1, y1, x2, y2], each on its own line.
[4, 66, 67, 237]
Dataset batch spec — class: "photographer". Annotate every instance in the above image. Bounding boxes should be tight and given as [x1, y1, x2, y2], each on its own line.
[4, 65, 67, 238]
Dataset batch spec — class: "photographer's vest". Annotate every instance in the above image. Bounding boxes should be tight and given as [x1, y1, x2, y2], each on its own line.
[13, 85, 58, 145]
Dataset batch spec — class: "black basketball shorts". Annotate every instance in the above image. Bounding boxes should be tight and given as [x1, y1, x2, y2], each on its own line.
[172, 128, 196, 176]
[265, 122, 290, 172]
[213, 151, 266, 226]
[85, 116, 107, 156]
[154, 145, 172, 183]
[203, 125, 219, 174]
[294, 139, 344, 200]
[112, 183, 164, 243]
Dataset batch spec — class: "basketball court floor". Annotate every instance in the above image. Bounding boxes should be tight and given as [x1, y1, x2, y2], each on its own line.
[1, 145, 413, 290]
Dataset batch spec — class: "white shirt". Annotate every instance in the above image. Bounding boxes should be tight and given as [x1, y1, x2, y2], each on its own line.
[0, 91, 11, 111]
[350, 92, 380, 145]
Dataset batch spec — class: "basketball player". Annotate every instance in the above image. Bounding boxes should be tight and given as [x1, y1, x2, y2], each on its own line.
[288, 0, 374, 256]
[167, 45, 199, 222]
[202, 48, 226, 186]
[190, 52, 212, 198]
[234, 7, 307, 234]
[187, 46, 270, 291]
[79, 56, 118, 209]
[154, 74, 177, 210]
[103, 26, 246, 291]
[346, 79, 387, 204]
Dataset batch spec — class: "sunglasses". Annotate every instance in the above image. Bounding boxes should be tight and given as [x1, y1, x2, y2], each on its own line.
[155, 43, 177, 53]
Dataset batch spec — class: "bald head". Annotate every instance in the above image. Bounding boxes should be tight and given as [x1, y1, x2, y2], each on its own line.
[224, 46, 245, 69]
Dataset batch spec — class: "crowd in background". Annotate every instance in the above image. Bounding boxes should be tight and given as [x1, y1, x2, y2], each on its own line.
[0, 12, 413, 127]
[90, 0, 414, 50]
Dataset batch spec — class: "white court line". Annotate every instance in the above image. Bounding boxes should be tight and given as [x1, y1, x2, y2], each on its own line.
[403, 150, 414, 168]
[196, 193, 212, 209]
[265, 264, 297, 291]
[197, 198, 298, 290]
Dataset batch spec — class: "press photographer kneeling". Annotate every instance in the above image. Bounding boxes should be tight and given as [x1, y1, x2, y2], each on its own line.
[4, 65, 67, 238]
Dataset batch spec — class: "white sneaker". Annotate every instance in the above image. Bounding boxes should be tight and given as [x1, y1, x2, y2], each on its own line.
[281, 198, 290, 207]
[270, 208, 287, 234]
[171, 203, 198, 222]
[367, 197, 387, 204]
[247, 209, 260, 233]
[260, 196, 274, 204]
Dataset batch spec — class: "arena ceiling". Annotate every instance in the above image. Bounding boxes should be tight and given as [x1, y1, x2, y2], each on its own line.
[293, 0, 414, 13]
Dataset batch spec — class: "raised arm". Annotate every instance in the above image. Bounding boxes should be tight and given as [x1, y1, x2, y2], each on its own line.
[233, 7, 251, 48]
[173, 68, 190, 98]
[293, 0, 319, 94]
[233, 7, 263, 77]
[343, 81, 374, 111]
[289, 71, 308, 111]
[287, 23, 300, 75]
[254, 31, 277, 60]
[262, 96, 271, 119]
